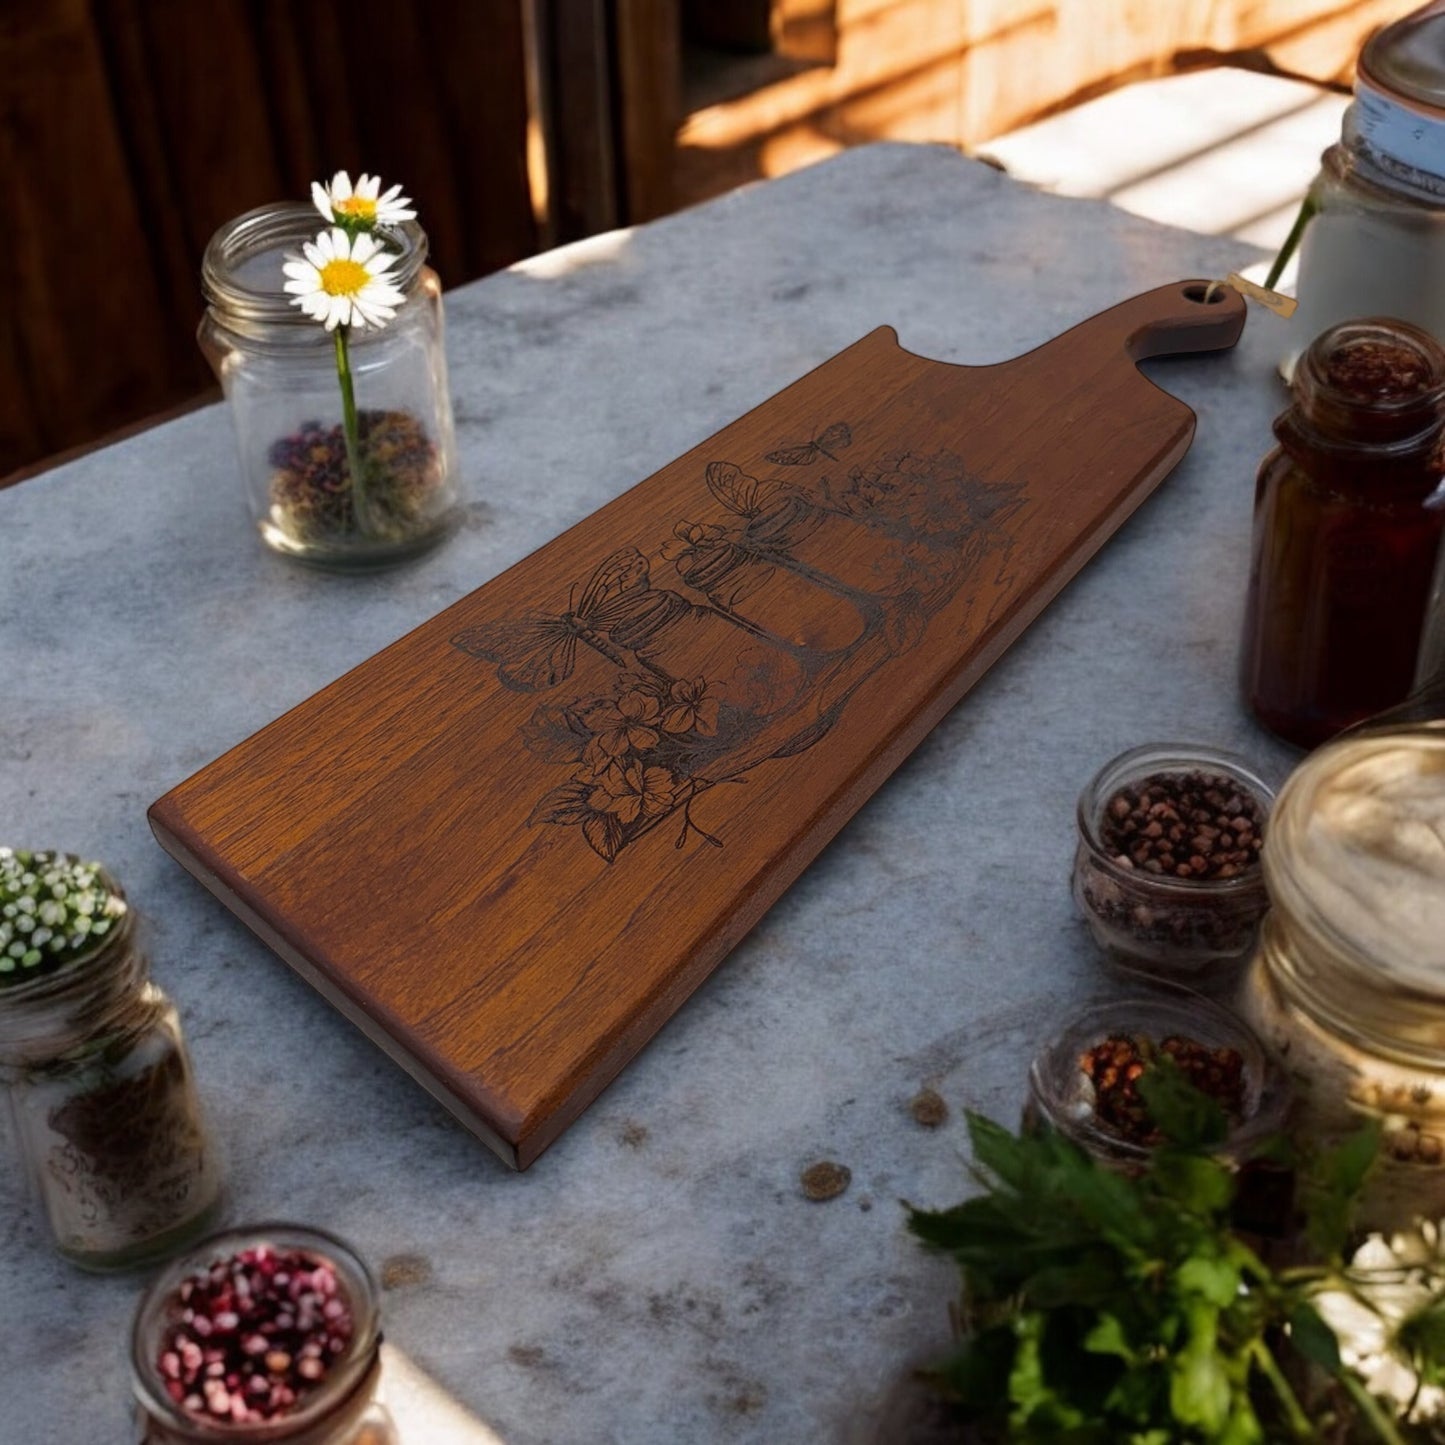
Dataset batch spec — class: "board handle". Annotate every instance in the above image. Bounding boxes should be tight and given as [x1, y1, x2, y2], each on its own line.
[1067, 280, 1247, 363]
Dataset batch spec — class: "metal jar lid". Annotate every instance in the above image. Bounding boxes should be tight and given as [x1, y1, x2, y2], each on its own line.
[1356, 3, 1445, 183]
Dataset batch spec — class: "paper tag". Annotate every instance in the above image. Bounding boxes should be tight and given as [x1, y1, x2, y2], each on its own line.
[1225, 272, 1298, 319]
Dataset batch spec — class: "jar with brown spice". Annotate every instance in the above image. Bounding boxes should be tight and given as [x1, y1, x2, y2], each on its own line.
[1071, 743, 1274, 992]
[1240, 317, 1445, 749]
[1236, 722, 1445, 1234]
[0, 851, 221, 1270]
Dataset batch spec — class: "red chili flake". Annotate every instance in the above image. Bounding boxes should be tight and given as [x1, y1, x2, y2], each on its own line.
[156, 1243, 354, 1425]
[1080, 1033, 1246, 1147]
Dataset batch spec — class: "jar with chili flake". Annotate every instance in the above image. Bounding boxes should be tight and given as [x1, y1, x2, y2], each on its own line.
[1240, 317, 1445, 749]
[130, 1224, 395, 1444]
[1026, 994, 1288, 1171]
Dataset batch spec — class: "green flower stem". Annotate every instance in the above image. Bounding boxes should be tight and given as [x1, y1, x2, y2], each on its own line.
[1339, 1370, 1411, 1445]
[1249, 1339, 1314, 1440]
[333, 325, 372, 535]
[1264, 192, 1319, 291]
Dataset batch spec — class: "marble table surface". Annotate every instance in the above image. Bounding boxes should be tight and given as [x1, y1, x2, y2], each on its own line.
[1, 143, 1301, 1443]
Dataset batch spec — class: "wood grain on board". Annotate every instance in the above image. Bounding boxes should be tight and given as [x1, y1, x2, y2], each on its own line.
[149, 282, 1246, 1169]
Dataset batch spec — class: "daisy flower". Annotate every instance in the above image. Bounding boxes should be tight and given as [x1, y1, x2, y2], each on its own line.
[1312, 1218, 1445, 1425]
[311, 170, 416, 229]
[282, 228, 406, 331]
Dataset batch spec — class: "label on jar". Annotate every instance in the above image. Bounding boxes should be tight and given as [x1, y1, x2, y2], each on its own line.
[1355, 72, 1445, 184]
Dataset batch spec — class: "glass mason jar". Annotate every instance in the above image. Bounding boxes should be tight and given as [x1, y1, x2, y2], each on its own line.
[1279, 6, 1445, 377]
[131, 1224, 395, 1444]
[0, 869, 221, 1271]
[1236, 723, 1445, 1234]
[1240, 318, 1445, 749]
[1071, 744, 1274, 993]
[199, 203, 461, 570]
[1026, 994, 1288, 1171]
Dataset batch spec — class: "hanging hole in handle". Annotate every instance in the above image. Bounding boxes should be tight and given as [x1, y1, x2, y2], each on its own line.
[1183, 283, 1227, 305]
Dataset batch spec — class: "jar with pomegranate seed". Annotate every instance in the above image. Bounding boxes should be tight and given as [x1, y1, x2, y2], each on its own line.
[0, 850, 221, 1271]
[130, 1224, 396, 1444]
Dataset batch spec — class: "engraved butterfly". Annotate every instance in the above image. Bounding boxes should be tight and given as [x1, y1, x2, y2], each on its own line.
[765, 420, 851, 467]
[450, 547, 682, 692]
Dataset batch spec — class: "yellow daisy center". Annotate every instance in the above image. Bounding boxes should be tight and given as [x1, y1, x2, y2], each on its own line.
[318, 258, 370, 297]
[334, 195, 378, 220]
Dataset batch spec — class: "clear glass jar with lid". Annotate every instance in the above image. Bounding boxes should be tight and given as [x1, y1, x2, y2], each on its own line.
[199, 202, 461, 571]
[1236, 721, 1445, 1234]
[1279, 5, 1445, 375]
[0, 850, 222, 1270]
[130, 1223, 396, 1444]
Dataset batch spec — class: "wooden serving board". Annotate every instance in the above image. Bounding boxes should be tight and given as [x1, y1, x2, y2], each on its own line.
[150, 282, 1245, 1168]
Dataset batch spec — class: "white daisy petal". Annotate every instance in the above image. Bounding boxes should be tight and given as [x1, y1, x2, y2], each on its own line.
[310, 180, 334, 222]
[331, 170, 354, 200]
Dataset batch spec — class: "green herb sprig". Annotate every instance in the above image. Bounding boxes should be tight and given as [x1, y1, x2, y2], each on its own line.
[0, 848, 126, 986]
[906, 1059, 1444, 1442]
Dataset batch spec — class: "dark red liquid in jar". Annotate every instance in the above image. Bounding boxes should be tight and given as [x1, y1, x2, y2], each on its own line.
[1240, 320, 1445, 748]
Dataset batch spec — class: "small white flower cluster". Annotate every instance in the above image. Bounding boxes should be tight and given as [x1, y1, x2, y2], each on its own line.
[1313, 1217, 1445, 1424]
[0, 847, 126, 982]
[284, 171, 416, 333]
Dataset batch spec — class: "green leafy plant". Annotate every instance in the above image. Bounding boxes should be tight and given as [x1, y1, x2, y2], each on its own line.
[906, 1059, 1445, 1443]
[0, 847, 127, 986]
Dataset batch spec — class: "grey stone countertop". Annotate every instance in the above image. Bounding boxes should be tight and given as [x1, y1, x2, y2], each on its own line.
[1, 143, 1301, 1443]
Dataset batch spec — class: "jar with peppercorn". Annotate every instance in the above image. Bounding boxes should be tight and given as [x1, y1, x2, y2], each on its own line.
[1237, 720, 1445, 1234]
[130, 1224, 396, 1444]
[1240, 317, 1445, 748]
[1026, 995, 1288, 1173]
[0, 849, 221, 1271]
[1071, 743, 1274, 991]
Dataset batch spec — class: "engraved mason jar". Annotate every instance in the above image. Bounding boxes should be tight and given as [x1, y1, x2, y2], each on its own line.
[199, 203, 460, 570]
[0, 858, 221, 1271]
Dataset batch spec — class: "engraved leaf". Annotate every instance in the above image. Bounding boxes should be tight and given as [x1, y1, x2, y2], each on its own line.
[520, 705, 591, 764]
[771, 700, 846, 760]
[582, 812, 625, 863]
[527, 781, 593, 827]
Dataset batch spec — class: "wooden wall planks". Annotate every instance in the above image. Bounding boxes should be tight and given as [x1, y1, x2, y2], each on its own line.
[1, 0, 536, 478]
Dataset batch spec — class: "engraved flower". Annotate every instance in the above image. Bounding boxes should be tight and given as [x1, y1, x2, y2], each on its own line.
[310, 170, 416, 229]
[282, 228, 406, 332]
[660, 678, 718, 736]
[588, 762, 679, 825]
[585, 690, 661, 761]
[660, 520, 727, 562]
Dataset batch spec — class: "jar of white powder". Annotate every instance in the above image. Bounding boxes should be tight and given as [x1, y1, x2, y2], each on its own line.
[1237, 722, 1445, 1232]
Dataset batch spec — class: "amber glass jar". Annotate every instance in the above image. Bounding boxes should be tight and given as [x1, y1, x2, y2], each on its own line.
[1236, 723, 1445, 1234]
[1240, 318, 1445, 748]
